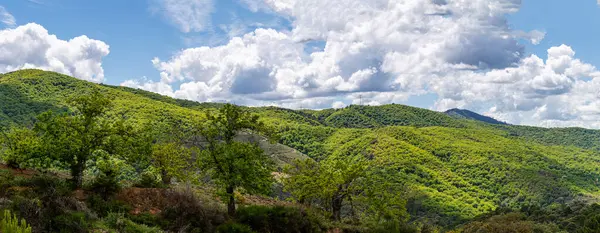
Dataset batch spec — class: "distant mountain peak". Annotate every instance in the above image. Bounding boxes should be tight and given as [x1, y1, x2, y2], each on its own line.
[444, 108, 508, 125]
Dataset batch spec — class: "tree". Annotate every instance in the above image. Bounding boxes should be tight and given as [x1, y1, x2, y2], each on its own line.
[284, 155, 368, 221]
[195, 104, 275, 216]
[284, 153, 407, 223]
[0, 127, 44, 170]
[34, 89, 114, 188]
[151, 142, 193, 185]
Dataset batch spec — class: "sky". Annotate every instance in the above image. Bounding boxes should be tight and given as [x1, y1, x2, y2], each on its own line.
[2, 0, 600, 128]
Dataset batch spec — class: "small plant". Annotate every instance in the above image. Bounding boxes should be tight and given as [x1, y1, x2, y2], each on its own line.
[105, 212, 162, 233]
[216, 222, 256, 233]
[0, 209, 32, 233]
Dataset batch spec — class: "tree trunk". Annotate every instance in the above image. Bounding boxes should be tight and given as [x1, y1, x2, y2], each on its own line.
[331, 195, 343, 221]
[71, 161, 85, 189]
[227, 186, 236, 217]
[161, 170, 171, 185]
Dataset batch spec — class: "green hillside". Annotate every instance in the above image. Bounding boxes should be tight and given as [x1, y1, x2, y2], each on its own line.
[445, 108, 508, 125]
[4, 69, 600, 232]
[0, 70, 308, 167]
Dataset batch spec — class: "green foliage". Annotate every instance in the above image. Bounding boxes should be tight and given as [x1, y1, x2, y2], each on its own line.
[151, 142, 193, 185]
[31, 89, 115, 188]
[52, 211, 90, 233]
[104, 213, 163, 233]
[285, 150, 407, 224]
[216, 222, 256, 233]
[134, 168, 165, 188]
[87, 194, 131, 218]
[458, 213, 562, 233]
[9, 69, 600, 232]
[196, 104, 275, 216]
[7, 175, 91, 232]
[0, 209, 32, 233]
[159, 188, 226, 232]
[236, 205, 325, 233]
[0, 127, 44, 169]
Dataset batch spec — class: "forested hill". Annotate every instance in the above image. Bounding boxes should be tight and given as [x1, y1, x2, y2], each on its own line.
[445, 108, 508, 125]
[5, 69, 600, 231]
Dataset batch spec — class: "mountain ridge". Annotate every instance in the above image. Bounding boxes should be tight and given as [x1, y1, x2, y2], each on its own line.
[445, 108, 508, 125]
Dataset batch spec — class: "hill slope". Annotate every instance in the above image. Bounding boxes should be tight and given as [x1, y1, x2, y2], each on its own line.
[4, 70, 600, 228]
[0, 69, 308, 166]
[445, 108, 507, 125]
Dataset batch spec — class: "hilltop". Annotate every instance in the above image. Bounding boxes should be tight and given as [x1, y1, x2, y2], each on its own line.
[445, 108, 508, 125]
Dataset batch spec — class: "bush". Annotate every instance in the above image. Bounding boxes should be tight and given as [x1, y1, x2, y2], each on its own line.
[160, 188, 226, 233]
[52, 211, 89, 233]
[88, 171, 121, 200]
[26, 175, 72, 197]
[10, 175, 93, 232]
[216, 222, 256, 233]
[87, 194, 131, 218]
[8, 196, 42, 231]
[105, 212, 162, 233]
[134, 171, 165, 188]
[236, 205, 325, 233]
[460, 213, 560, 233]
[128, 212, 166, 228]
[0, 209, 32, 233]
[365, 221, 419, 233]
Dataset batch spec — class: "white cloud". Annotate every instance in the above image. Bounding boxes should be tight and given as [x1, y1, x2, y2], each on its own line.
[153, 0, 214, 33]
[239, 0, 273, 13]
[432, 44, 600, 127]
[126, 0, 600, 128]
[0, 23, 110, 82]
[0, 6, 16, 28]
[332, 101, 346, 109]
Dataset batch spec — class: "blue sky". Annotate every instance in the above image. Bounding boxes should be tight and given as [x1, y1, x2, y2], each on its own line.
[3, 0, 600, 128]
[1, 0, 291, 85]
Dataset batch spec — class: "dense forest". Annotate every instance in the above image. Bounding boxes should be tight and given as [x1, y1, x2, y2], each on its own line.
[2, 70, 600, 232]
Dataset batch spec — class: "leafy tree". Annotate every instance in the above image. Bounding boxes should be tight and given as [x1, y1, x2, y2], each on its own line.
[0, 127, 44, 169]
[285, 155, 369, 221]
[151, 142, 193, 185]
[33, 89, 114, 188]
[195, 104, 275, 216]
[285, 153, 407, 223]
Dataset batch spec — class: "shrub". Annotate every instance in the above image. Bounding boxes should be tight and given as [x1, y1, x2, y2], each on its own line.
[0, 209, 32, 233]
[365, 221, 419, 233]
[105, 212, 162, 233]
[11, 175, 93, 232]
[460, 213, 560, 233]
[236, 205, 326, 233]
[27, 175, 72, 197]
[52, 211, 89, 233]
[88, 161, 122, 200]
[134, 171, 165, 188]
[8, 196, 42, 231]
[87, 194, 131, 218]
[160, 188, 226, 233]
[128, 212, 165, 228]
[216, 222, 256, 233]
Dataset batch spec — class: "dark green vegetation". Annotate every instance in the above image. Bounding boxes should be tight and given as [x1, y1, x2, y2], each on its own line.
[3, 70, 600, 232]
[444, 109, 507, 125]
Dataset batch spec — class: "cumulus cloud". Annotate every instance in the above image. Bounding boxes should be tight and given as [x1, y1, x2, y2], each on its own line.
[153, 0, 214, 33]
[125, 0, 600, 128]
[0, 23, 110, 82]
[432, 44, 600, 127]
[0, 6, 16, 28]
